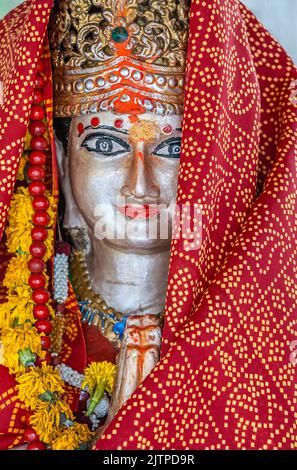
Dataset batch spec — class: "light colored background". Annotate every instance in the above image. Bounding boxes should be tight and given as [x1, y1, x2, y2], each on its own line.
[0, 0, 296, 63]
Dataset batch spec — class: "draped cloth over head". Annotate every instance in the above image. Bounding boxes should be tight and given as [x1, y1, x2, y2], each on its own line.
[0, 0, 296, 450]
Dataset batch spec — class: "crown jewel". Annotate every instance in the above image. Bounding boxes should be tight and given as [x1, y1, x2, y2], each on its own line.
[49, 0, 189, 117]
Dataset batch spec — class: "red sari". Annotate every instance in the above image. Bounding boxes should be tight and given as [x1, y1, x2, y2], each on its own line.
[0, 0, 296, 450]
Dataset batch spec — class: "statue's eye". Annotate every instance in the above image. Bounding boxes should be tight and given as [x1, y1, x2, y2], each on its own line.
[153, 137, 182, 159]
[82, 133, 131, 157]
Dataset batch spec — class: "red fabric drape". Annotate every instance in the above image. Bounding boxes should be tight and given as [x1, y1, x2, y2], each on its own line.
[0, 0, 296, 450]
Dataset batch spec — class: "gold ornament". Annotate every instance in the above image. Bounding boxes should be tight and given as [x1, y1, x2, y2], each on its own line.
[49, 0, 189, 117]
[70, 250, 126, 349]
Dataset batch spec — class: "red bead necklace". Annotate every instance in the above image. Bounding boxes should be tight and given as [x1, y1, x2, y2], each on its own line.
[24, 59, 52, 450]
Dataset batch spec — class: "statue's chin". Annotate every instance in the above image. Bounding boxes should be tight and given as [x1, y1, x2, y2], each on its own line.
[101, 236, 171, 255]
[91, 214, 172, 253]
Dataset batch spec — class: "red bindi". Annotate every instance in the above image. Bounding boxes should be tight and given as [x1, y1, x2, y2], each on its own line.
[114, 119, 124, 129]
[136, 151, 144, 160]
[162, 124, 173, 135]
[91, 117, 100, 128]
[77, 123, 84, 135]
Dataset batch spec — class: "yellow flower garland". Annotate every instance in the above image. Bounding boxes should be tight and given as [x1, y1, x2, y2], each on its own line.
[5, 186, 55, 261]
[3, 254, 31, 291]
[0, 286, 34, 330]
[83, 361, 117, 417]
[0, 323, 45, 374]
[83, 361, 117, 395]
[0, 143, 117, 449]
[30, 400, 75, 445]
[17, 363, 65, 408]
[52, 423, 93, 450]
[0, 146, 94, 449]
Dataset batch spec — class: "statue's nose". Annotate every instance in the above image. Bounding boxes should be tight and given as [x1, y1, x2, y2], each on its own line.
[121, 140, 160, 200]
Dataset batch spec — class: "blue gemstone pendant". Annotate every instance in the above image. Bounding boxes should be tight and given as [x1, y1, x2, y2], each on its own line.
[113, 316, 127, 339]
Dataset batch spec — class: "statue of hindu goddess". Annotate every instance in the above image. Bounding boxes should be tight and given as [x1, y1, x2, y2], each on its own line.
[1, 0, 296, 452]
[49, 0, 189, 425]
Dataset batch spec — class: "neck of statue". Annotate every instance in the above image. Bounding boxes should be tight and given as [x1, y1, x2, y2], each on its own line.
[87, 238, 170, 315]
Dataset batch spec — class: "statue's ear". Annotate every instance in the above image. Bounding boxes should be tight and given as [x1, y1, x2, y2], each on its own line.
[54, 133, 87, 230]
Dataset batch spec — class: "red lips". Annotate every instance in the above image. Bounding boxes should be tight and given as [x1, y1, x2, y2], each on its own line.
[119, 205, 160, 219]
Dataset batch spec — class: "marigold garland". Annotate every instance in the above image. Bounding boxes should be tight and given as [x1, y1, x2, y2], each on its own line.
[30, 399, 75, 444]
[0, 323, 45, 374]
[17, 363, 65, 408]
[0, 156, 93, 447]
[16, 154, 28, 181]
[82, 361, 117, 395]
[3, 255, 31, 291]
[5, 187, 55, 260]
[83, 361, 117, 417]
[51, 423, 93, 450]
[0, 286, 34, 330]
[0, 56, 114, 450]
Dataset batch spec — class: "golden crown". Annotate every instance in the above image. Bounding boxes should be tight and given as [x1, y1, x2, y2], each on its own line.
[49, 0, 189, 117]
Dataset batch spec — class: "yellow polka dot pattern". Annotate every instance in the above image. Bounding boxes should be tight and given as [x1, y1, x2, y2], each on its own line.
[95, 0, 297, 450]
[0, 0, 296, 451]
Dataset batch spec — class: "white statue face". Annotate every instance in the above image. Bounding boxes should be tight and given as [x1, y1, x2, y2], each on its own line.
[65, 111, 182, 253]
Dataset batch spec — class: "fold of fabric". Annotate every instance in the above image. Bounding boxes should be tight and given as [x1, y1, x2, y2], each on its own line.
[95, 0, 297, 449]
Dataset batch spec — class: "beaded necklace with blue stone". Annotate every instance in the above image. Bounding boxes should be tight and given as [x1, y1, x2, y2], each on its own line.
[70, 250, 127, 350]
[70, 250, 165, 351]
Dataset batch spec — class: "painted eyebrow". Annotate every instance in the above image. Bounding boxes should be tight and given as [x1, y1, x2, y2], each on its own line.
[155, 136, 182, 146]
[83, 125, 129, 135]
